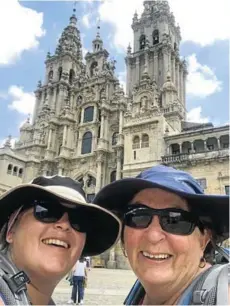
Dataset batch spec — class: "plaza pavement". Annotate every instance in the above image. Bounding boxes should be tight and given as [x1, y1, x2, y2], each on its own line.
[53, 268, 136, 305]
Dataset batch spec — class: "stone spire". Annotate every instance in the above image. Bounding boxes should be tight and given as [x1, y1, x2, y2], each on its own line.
[4, 135, 12, 148]
[92, 19, 103, 52]
[55, 6, 82, 61]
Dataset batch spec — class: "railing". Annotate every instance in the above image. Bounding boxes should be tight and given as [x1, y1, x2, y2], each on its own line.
[162, 148, 229, 164]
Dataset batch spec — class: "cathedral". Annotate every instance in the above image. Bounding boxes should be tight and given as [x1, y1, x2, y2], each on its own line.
[0, 1, 229, 268]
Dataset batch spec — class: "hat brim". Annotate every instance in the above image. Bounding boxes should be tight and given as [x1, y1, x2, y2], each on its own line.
[93, 178, 229, 242]
[0, 184, 121, 257]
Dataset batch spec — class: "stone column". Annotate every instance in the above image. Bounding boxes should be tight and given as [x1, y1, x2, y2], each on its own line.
[62, 125, 67, 146]
[95, 158, 102, 192]
[57, 85, 65, 115]
[119, 108, 124, 134]
[100, 114, 105, 138]
[154, 51, 159, 83]
[47, 129, 52, 149]
[116, 154, 122, 180]
[70, 92, 75, 111]
[104, 115, 109, 141]
[126, 58, 131, 96]
[171, 55, 175, 83]
[204, 140, 207, 151]
[58, 168, 63, 176]
[217, 138, 221, 150]
[51, 87, 57, 111]
[136, 57, 140, 85]
[190, 142, 195, 153]
[179, 143, 182, 154]
[176, 60, 180, 98]
[163, 50, 169, 84]
[32, 92, 40, 124]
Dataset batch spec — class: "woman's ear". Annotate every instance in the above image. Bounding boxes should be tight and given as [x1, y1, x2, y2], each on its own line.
[6, 230, 14, 244]
[200, 228, 212, 251]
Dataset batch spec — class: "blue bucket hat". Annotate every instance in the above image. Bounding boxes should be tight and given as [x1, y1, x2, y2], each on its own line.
[93, 165, 229, 242]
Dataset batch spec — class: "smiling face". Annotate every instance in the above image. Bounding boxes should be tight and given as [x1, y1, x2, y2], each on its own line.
[123, 188, 210, 291]
[6, 207, 86, 282]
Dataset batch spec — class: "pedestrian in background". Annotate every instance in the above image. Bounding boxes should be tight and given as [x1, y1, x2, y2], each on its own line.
[68, 257, 87, 305]
[85, 256, 91, 271]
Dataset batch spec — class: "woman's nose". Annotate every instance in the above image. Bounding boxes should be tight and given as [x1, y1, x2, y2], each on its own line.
[54, 212, 71, 231]
[144, 215, 166, 242]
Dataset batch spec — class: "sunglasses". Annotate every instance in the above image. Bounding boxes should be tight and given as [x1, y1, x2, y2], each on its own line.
[26, 198, 89, 233]
[124, 204, 200, 235]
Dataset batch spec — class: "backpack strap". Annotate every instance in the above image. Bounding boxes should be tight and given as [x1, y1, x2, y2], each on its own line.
[192, 264, 229, 305]
[216, 264, 229, 305]
[0, 252, 31, 305]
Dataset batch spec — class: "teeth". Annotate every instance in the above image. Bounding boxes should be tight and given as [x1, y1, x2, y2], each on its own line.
[142, 251, 170, 259]
[42, 239, 68, 249]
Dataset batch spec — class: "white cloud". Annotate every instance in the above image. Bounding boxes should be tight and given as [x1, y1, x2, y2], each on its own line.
[97, 0, 230, 51]
[0, 0, 45, 65]
[186, 54, 222, 98]
[187, 107, 209, 123]
[82, 14, 91, 28]
[8, 86, 36, 116]
[168, 0, 230, 46]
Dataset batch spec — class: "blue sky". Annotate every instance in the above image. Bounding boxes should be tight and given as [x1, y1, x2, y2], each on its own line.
[0, 0, 229, 146]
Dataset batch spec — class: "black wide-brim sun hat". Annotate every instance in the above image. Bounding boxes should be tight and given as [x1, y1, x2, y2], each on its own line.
[0, 176, 121, 257]
[94, 165, 229, 243]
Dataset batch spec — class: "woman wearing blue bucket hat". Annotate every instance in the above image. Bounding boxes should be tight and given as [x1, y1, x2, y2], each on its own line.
[94, 165, 229, 305]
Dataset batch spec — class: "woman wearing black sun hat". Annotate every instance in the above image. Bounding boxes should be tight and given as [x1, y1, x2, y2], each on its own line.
[0, 175, 121, 305]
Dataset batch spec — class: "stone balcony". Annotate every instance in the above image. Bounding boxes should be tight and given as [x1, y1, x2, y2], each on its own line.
[162, 148, 229, 165]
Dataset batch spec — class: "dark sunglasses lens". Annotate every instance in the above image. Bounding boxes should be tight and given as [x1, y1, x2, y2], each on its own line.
[68, 210, 88, 233]
[160, 212, 195, 235]
[125, 212, 152, 228]
[34, 200, 62, 223]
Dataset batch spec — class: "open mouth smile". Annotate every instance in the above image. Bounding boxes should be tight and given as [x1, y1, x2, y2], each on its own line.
[42, 238, 70, 249]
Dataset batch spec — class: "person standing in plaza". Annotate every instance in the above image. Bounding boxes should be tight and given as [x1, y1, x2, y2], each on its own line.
[68, 257, 87, 305]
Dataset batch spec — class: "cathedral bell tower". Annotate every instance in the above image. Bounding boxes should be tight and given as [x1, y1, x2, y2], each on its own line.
[125, 0, 187, 120]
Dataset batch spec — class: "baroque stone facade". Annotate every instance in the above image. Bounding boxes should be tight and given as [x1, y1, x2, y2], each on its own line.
[0, 1, 229, 268]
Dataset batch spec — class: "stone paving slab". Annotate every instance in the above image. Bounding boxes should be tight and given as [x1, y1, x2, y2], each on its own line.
[53, 268, 136, 305]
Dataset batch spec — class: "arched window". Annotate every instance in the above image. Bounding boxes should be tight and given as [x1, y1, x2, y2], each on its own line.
[13, 166, 18, 176]
[133, 136, 140, 149]
[58, 67, 62, 81]
[86, 175, 96, 187]
[69, 69, 75, 85]
[174, 42, 177, 51]
[7, 164, 13, 174]
[48, 70, 53, 81]
[83, 106, 94, 123]
[171, 143, 180, 155]
[141, 134, 149, 148]
[153, 29, 159, 45]
[81, 131, 92, 154]
[140, 35, 146, 50]
[112, 132, 118, 146]
[90, 61, 98, 77]
[18, 168, 23, 178]
[110, 171, 116, 182]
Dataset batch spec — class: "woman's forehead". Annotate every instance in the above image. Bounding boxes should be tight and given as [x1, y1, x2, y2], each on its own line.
[131, 188, 188, 209]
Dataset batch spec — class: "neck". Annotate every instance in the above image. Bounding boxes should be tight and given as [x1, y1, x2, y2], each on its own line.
[143, 264, 212, 305]
[27, 276, 58, 305]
